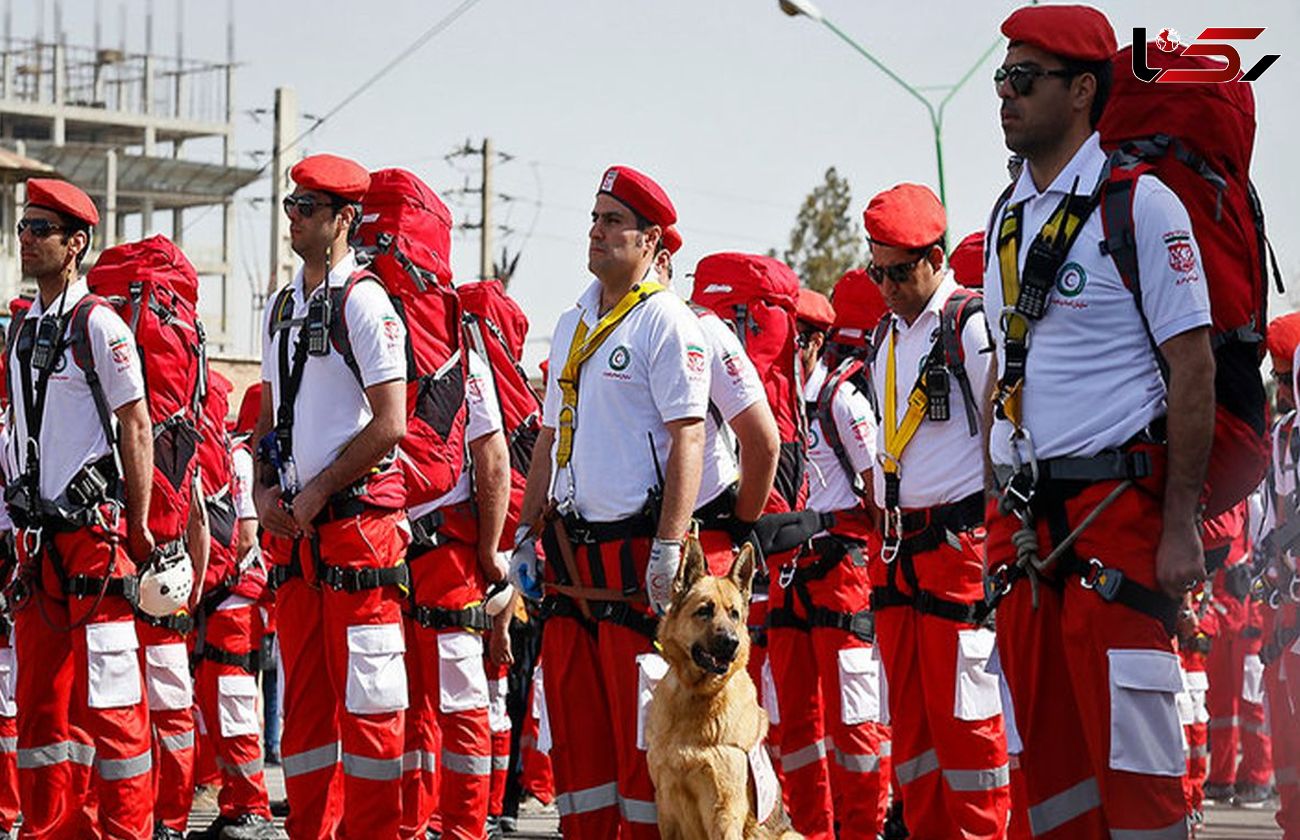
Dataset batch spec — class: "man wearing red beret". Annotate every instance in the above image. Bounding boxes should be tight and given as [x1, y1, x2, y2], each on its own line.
[5, 178, 158, 835]
[513, 165, 707, 838]
[859, 183, 1008, 839]
[253, 153, 412, 837]
[776, 284, 892, 838]
[984, 6, 1215, 837]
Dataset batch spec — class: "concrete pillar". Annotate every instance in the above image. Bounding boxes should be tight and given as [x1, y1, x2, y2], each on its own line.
[104, 147, 117, 249]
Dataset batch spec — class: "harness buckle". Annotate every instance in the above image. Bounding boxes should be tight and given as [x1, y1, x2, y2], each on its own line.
[881, 507, 903, 565]
[21, 527, 42, 559]
[1079, 558, 1123, 602]
[1290, 575, 1300, 604]
[777, 561, 796, 590]
[984, 566, 1014, 603]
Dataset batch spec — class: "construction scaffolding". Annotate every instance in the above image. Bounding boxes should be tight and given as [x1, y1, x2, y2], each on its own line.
[0, 3, 261, 352]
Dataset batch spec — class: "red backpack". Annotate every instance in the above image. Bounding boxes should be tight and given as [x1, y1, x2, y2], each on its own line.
[84, 235, 206, 545]
[692, 253, 806, 511]
[1098, 41, 1277, 517]
[459, 279, 543, 547]
[273, 168, 467, 509]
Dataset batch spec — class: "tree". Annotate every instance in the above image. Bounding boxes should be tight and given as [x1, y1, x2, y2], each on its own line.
[781, 166, 863, 294]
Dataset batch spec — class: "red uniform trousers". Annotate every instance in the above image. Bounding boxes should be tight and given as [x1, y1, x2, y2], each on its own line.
[137, 618, 196, 831]
[988, 475, 1189, 838]
[401, 532, 492, 840]
[399, 653, 438, 839]
[539, 524, 660, 839]
[272, 508, 409, 840]
[870, 505, 1011, 840]
[194, 600, 272, 820]
[0, 630, 19, 832]
[486, 657, 511, 817]
[1177, 646, 1209, 816]
[14, 526, 153, 839]
[1265, 600, 1300, 838]
[518, 661, 554, 805]
[1205, 587, 1272, 789]
[767, 510, 890, 840]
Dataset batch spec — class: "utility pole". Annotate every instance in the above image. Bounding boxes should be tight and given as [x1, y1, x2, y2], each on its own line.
[479, 137, 493, 281]
[267, 86, 298, 304]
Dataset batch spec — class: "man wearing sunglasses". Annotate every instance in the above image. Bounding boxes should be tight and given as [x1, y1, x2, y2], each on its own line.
[984, 6, 1215, 837]
[859, 183, 1007, 839]
[5, 178, 157, 836]
[253, 154, 411, 837]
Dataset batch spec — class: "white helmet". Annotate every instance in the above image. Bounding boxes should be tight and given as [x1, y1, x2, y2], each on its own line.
[137, 544, 194, 617]
[483, 579, 515, 618]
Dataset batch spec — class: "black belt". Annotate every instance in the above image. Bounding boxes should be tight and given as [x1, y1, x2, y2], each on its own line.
[202, 644, 262, 675]
[560, 513, 655, 545]
[897, 493, 984, 537]
[136, 609, 194, 635]
[767, 606, 809, 632]
[870, 584, 989, 626]
[269, 558, 303, 591]
[748, 625, 768, 648]
[1204, 545, 1232, 574]
[409, 508, 449, 549]
[540, 593, 597, 635]
[313, 496, 374, 526]
[317, 562, 409, 593]
[588, 600, 658, 641]
[65, 574, 139, 605]
[997, 446, 1154, 516]
[807, 607, 874, 642]
[410, 603, 491, 632]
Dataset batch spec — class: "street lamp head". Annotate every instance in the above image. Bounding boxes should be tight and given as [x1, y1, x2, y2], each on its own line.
[777, 0, 823, 23]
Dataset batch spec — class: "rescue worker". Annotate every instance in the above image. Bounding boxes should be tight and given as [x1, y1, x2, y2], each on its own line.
[1175, 583, 1212, 829]
[6, 178, 157, 836]
[983, 6, 1215, 836]
[513, 164, 708, 838]
[767, 286, 889, 838]
[863, 184, 1010, 838]
[0, 337, 20, 837]
[400, 347, 510, 840]
[253, 154, 411, 838]
[193, 380, 278, 839]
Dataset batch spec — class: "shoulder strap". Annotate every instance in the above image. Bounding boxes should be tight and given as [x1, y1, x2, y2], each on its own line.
[983, 182, 1017, 276]
[940, 289, 983, 437]
[1098, 160, 1168, 381]
[816, 357, 867, 494]
[326, 270, 380, 389]
[268, 285, 297, 337]
[67, 295, 117, 453]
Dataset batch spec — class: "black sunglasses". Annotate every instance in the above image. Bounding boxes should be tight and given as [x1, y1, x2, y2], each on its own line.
[16, 218, 65, 238]
[282, 194, 336, 218]
[867, 254, 927, 285]
[994, 63, 1078, 96]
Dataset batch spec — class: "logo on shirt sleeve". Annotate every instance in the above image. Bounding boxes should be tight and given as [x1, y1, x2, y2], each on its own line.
[685, 344, 706, 376]
[108, 336, 132, 368]
[381, 314, 402, 349]
[1164, 231, 1198, 278]
[721, 350, 743, 379]
[467, 371, 484, 401]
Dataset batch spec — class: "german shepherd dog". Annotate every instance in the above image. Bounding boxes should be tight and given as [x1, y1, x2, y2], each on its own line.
[646, 541, 801, 840]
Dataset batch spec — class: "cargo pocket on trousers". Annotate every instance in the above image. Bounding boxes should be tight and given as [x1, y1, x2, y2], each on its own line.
[761, 657, 780, 726]
[954, 628, 1002, 721]
[145, 642, 193, 711]
[838, 645, 881, 725]
[1184, 669, 1209, 724]
[0, 647, 15, 717]
[636, 652, 669, 751]
[346, 623, 408, 715]
[217, 674, 261, 738]
[1108, 649, 1185, 777]
[1242, 654, 1265, 704]
[86, 621, 142, 709]
[436, 630, 488, 714]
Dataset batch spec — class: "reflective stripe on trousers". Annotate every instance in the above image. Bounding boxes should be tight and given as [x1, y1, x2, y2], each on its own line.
[17, 741, 95, 769]
[282, 742, 341, 778]
[158, 730, 195, 752]
[944, 763, 1011, 792]
[95, 749, 153, 781]
[1109, 819, 1189, 839]
[780, 737, 828, 773]
[216, 754, 265, 778]
[555, 781, 619, 816]
[1028, 777, 1101, 837]
[619, 795, 657, 825]
[443, 750, 493, 776]
[895, 748, 940, 785]
[341, 751, 403, 782]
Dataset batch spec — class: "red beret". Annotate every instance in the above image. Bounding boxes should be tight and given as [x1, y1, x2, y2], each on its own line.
[949, 231, 986, 288]
[598, 165, 676, 228]
[26, 178, 99, 226]
[1268, 313, 1300, 373]
[290, 154, 370, 202]
[662, 225, 682, 255]
[1001, 5, 1117, 63]
[234, 383, 262, 438]
[8, 297, 31, 317]
[796, 288, 836, 332]
[829, 269, 888, 346]
[864, 183, 946, 250]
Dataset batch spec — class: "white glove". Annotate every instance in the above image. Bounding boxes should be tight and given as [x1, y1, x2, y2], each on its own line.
[646, 538, 683, 615]
[509, 525, 543, 600]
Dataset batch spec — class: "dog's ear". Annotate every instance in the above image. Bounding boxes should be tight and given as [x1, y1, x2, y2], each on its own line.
[671, 537, 708, 606]
[728, 543, 756, 601]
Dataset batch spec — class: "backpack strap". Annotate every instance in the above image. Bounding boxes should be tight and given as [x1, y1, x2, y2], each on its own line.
[66, 295, 119, 455]
[983, 181, 1017, 277]
[939, 289, 984, 438]
[816, 357, 868, 495]
[861, 313, 894, 423]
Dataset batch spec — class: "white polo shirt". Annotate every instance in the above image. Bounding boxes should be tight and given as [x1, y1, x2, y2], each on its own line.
[4, 280, 145, 503]
[410, 352, 503, 519]
[260, 250, 407, 489]
[695, 310, 766, 509]
[805, 359, 877, 515]
[232, 444, 257, 521]
[542, 279, 709, 522]
[1271, 411, 1298, 505]
[870, 275, 993, 509]
[984, 132, 1212, 466]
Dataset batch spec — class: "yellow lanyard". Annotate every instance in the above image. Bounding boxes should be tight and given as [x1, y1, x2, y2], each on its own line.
[555, 280, 664, 468]
[881, 324, 930, 477]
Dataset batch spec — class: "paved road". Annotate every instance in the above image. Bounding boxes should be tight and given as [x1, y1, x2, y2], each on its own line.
[182, 766, 1283, 838]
